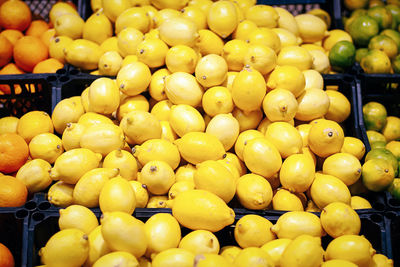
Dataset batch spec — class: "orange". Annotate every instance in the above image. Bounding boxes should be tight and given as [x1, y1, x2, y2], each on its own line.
[0, 0, 32, 31]
[0, 63, 25, 94]
[0, 242, 14, 267]
[0, 133, 29, 174]
[16, 111, 54, 143]
[33, 58, 63, 73]
[25, 20, 49, 38]
[0, 175, 28, 207]
[13, 36, 48, 72]
[40, 28, 56, 48]
[0, 29, 23, 45]
[0, 34, 12, 67]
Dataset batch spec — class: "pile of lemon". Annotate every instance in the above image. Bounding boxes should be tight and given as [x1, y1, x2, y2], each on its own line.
[37, 202, 392, 266]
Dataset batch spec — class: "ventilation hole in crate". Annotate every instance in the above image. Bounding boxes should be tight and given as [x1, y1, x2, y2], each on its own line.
[47, 75, 57, 82]
[59, 76, 70, 83]
[15, 209, 28, 219]
[371, 214, 383, 223]
[389, 198, 400, 207]
[56, 69, 67, 75]
[38, 201, 51, 211]
[373, 202, 385, 212]
[32, 212, 45, 221]
[386, 211, 397, 220]
[69, 69, 80, 75]
[24, 201, 37, 211]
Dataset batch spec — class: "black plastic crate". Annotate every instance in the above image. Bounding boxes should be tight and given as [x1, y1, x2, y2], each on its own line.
[383, 211, 400, 263]
[0, 208, 30, 267]
[24, 0, 88, 22]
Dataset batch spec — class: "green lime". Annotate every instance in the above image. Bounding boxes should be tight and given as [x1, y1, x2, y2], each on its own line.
[363, 101, 388, 131]
[362, 158, 395, 192]
[348, 15, 380, 47]
[328, 40, 356, 72]
[369, 0, 385, 8]
[388, 178, 400, 199]
[368, 35, 398, 59]
[355, 48, 369, 63]
[351, 9, 368, 18]
[386, 5, 400, 28]
[360, 49, 392, 74]
[371, 140, 387, 149]
[366, 148, 399, 177]
[368, 6, 393, 30]
[392, 54, 400, 73]
[380, 29, 400, 51]
[344, 0, 368, 10]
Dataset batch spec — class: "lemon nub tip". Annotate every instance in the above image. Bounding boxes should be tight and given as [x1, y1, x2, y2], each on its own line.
[82, 234, 88, 241]
[150, 165, 157, 172]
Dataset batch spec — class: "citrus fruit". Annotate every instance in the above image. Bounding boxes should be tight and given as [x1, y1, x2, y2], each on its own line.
[382, 116, 400, 142]
[0, 133, 29, 174]
[120, 110, 161, 145]
[275, 7, 299, 36]
[151, 248, 195, 267]
[117, 27, 143, 57]
[59, 205, 99, 234]
[159, 17, 198, 47]
[29, 133, 64, 164]
[169, 104, 205, 137]
[164, 72, 204, 107]
[279, 153, 315, 193]
[82, 9, 113, 45]
[117, 62, 151, 96]
[15, 158, 52, 193]
[33, 58, 64, 74]
[348, 15, 379, 47]
[194, 254, 231, 267]
[236, 173, 273, 210]
[54, 13, 84, 40]
[265, 122, 303, 158]
[0, 35, 12, 68]
[361, 49, 391, 74]
[280, 235, 324, 267]
[368, 35, 398, 59]
[137, 38, 169, 68]
[323, 153, 362, 186]
[248, 27, 281, 53]
[0, 243, 14, 267]
[0, 0, 31, 31]
[92, 251, 138, 267]
[368, 5, 393, 30]
[277, 46, 313, 71]
[363, 101, 387, 131]
[261, 239, 292, 267]
[195, 29, 224, 56]
[202, 86, 233, 117]
[233, 247, 274, 267]
[222, 39, 248, 71]
[181, 6, 207, 30]
[205, 114, 239, 151]
[245, 4, 278, 28]
[355, 48, 369, 63]
[344, 0, 368, 10]
[207, 1, 238, 38]
[0, 175, 27, 207]
[272, 189, 304, 211]
[362, 158, 395, 191]
[325, 90, 351, 123]
[195, 54, 228, 88]
[13, 36, 48, 72]
[179, 230, 219, 254]
[351, 196, 373, 209]
[295, 14, 328, 43]
[308, 120, 344, 158]
[139, 160, 175, 195]
[234, 215, 275, 248]
[366, 148, 398, 177]
[388, 178, 400, 200]
[165, 45, 198, 73]
[329, 40, 356, 72]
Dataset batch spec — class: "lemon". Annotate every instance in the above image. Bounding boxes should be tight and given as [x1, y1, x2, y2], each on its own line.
[350, 196, 372, 210]
[28, 133, 63, 164]
[325, 235, 375, 266]
[195, 29, 224, 56]
[93, 251, 139, 267]
[136, 38, 169, 68]
[248, 28, 281, 53]
[245, 5, 278, 28]
[262, 89, 298, 123]
[149, 70, 171, 101]
[235, 173, 272, 209]
[48, 181, 75, 207]
[50, 148, 102, 184]
[83, 9, 113, 45]
[220, 246, 242, 263]
[39, 228, 89, 267]
[205, 114, 239, 151]
[151, 248, 195, 267]
[296, 88, 330, 122]
[310, 173, 351, 209]
[134, 139, 180, 170]
[277, 46, 313, 71]
[172, 189, 235, 232]
[160, 120, 178, 142]
[0, 116, 18, 135]
[217, 158, 240, 181]
[386, 140, 400, 161]
[174, 132, 225, 164]
[52, 97, 84, 134]
[272, 189, 304, 211]
[99, 176, 136, 213]
[117, 62, 151, 96]
[323, 152, 362, 186]
[121, 55, 139, 67]
[88, 77, 120, 115]
[144, 213, 181, 257]
[265, 122, 303, 158]
[309, 49, 330, 74]
[367, 130, 387, 146]
[61, 123, 85, 151]
[235, 109, 263, 133]
[362, 158, 395, 192]
[303, 69, 324, 90]
[280, 235, 324, 267]
[64, 39, 103, 70]
[272, 28, 300, 49]
[295, 14, 328, 43]
[360, 49, 391, 74]
[150, 0, 187, 9]
[120, 110, 162, 145]
[233, 19, 258, 41]
[369, 35, 398, 59]
[261, 239, 292, 267]
[59, 205, 99, 234]
[274, 7, 299, 36]
[323, 30, 353, 51]
[115, 7, 150, 34]
[308, 120, 344, 158]
[117, 95, 150, 121]
[179, 230, 219, 254]
[233, 247, 274, 267]
[159, 17, 198, 47]
[165, 45, 198, 74]
[207, 1, 238, 38]
[49, 35, 73, 64]
[129, 181, 149, 208]
[202, 86, 233, 117]
[77, 112, 113, 128]
[181, 6, 207, 30]
[382, 116, 400, 142]
[55, 13, 84, 40]
[243, 44, 277, 75]
[101, 0, 130, 22]
[234, 215, 275, 248]
[164, 72, 204, 107]
[152, 8, 180, 28]
[279, 154, 315, 193]
[296, 124, 312, 147]
[98, 51, 122, 76]
[322, 259, 358, 267]
[372, 254, 394, 267]
[84, 226, 111, 266]
[101, 211, 147, 258]
[320, 202, 361, 238]
[16, 159, 52, 193]
[100, 37, 119, 54]
[103, 150, 137, 181]
[324, 90, 351, 123]
[222, 39, 248, 71]
[168, 180, 195, 200]
[73, 168, 119, 208]
[49, 1, 79, 25]
[17, 111, 54, 144]
[257, 117, 272, 134]
[232, 66, 267, 112]
[195, 54, 228, 88]
[302, 44, 325, 53]
[139, 160, 175, 196]
[305, 199, 321, 212]
[168, 104, 205, 137]
[117, 27, 143, 57]
[144, 195, 168, 208]
[267, 66, 305, 97]
[194, 254, 231, 267]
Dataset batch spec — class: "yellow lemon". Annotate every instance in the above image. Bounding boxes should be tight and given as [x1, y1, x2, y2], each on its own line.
[159, 17, 199, 47]
[248, 28, 281, 53]
[169, 104, 205, 137]
[323, 29, 353, 51]
[232, 66, 266, 112]
[296, 88, 330, 122]
[160, 120, 178, 142]
[100, 37, 119, 54]
[308, 119, 344, 158]
[275, 7, 299, 36]
[279, 153, 315, 193]
[195, 29, 224, 56]
[39, 228, 89, 267]
[271, 211, 325, 239]
[47, 181, 74, 208]
[93, 251, 139, 267]
[99, 176, 136, 214]
[146, 195, 168, 208]
[272, 28, 301, 48]
[296, 124, 312, 147]
[205, 113, 239, 151]
[265, 122, 303, 158]
[233, 108, 264, 132]
[236, 173, 273, 210]
[150, 0, 188, 10]
[220, 246, 242, 263]
[295, 14, 328, 43]
[101, 211, 147, 258]
[136, 38, 169, 68]
[0, 116, 18, 135]
[382, 116, 400, 142]
[267, 65, 305, 97]
[234, 129, 265, 161]
[243, 137, 282, 178]
[303, 69, 324, 90]
[233, 247, 275, 267]
[55, 13, 84, 40]
[129, 180, 149, 208]
[168, 180, 195, 200]
[194, 254, 231, 267]
[195, 54, 228, 88]
[103, 150, 138, 180]
[262, 89, 298, 122]
[179, 229, 219, 254]
[29, 133, 63, 164]
[362, 158, 395, 192]
[202, 86, 233, 117]
[325, 90, 351, 123]
[341, 136, 366, 160]
[88, 77, 120, 115]
[115, 7, 150, 34]
[321, 202, 361, 238]
[83, 9, 113, 45]
[134, 138, 180, 170]
[165, 72, 204, 107]
[277, 46, 313, 71]
[309, 49, 330, 74]
[52, 97, 84, 134]
[207, 1, 238, 38]
[222, 39, 248, 71]
[101, 0, 131, 22]
[61, 123, 85, 151]
[245, 5, 278, 28]
[117, 27, 143, 57]
[98, 51, 123, 76]
[372, 254, 394, 267]
[243, 44, 277, 75]
[49, 35, 73, 64]
[152, 8, 181, 28]
[16, 159, 52, 193]
[279, 235, 324, 267]
[17, 111, 54, 144]
[233, 19, 258, 41]
[139, 160, 175, 195]
[85, 225, 111, 266]
[261, 239, 292, 267]
[234, 215, 275, 248]
[117, 94, 150, 121]
[272, 189, 304, 211]
[175, 164, 196, 183]
[181, 6, 207, 30]
[73, 168, 119, 208]
[120, 110, 162, 145]
[310, 173, 351, 209]
[77, 112, 113, 128]
[117, 62, 151, 96]
[151, 248, 195, 267]
[322, 260, 358, 267]
[350, 196, 372, 210]
[121, 54, 138, 67]
[149, 69, 171, 102]
[64, 39, 103, 70]
[59, 205, 99, 234]
[325, 235, 375, 266]
[166, 45, 198, 73]
[323, 152, 362, 186]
